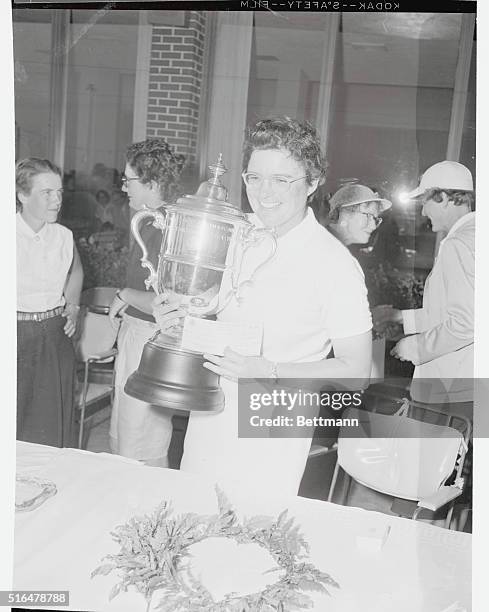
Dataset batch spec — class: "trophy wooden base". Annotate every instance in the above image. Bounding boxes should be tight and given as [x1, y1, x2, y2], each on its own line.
[124, 339, 225, 412]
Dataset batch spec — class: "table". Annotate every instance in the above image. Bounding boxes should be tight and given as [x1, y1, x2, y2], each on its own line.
[14, 442, 471, 612]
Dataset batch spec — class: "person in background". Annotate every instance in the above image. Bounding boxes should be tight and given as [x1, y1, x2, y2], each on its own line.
[317, 183, 392, 430]
[16, 158, 83, 447]
[59, 172, 77, 221]
[325, 183, 396, 351]
[106, 188, 131, 248]
[153, 117, 372, 501]
[371, 162, 474, 529]
[94, 189, 115, 230]
[91, 162, 110, 195]
[110, 189, 130, 230]
[326, 183, 392, 246]
[373, 161, 474, 409]
[108, 138, 185, 467]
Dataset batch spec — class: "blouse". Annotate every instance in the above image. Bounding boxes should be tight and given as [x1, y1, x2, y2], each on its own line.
[16, 212, 74, 312]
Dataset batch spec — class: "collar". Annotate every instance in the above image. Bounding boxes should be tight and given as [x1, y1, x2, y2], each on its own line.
[16, 212, 49, 239]
[438, 211, 475, 251]
[445, 211, 474, 239]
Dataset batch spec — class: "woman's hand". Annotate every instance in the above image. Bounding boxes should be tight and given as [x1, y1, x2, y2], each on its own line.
[390, 335, 421, 365]
[109, 290, 128, 327]
[152, 293, 186, 333]
[203, 347, 273, 382]
[62, 303, 80, 338]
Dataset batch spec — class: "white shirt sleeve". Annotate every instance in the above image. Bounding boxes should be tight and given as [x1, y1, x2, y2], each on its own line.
[402, 308, 429, 334]
[320, 255, 372, 339]
[409, 238, 474, 365]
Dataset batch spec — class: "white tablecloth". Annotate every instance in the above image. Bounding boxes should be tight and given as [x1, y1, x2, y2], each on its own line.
[14, 442, 471, 612]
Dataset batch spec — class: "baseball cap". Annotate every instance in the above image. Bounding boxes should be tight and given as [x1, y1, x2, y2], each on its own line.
[329, 184, 392, 213]
[407, 161, 473, 199]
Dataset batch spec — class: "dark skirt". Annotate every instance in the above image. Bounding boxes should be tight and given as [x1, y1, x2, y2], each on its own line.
[17, 315, 76, 447]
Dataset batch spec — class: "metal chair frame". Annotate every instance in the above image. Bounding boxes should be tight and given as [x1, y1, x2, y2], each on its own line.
[327, 397, 472, 530]
[77, 347, 117, 449]
[75, 287, 119, 449]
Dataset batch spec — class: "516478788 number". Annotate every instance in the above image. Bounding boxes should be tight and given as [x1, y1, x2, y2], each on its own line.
[0, 591, 69, 606]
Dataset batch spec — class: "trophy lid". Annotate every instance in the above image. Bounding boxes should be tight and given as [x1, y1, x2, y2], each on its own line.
[172, 154, 247, 221]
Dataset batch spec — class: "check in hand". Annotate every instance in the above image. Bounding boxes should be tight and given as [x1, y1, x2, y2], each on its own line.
[203, 347, 272, 382]
[152, 292, 186, 333]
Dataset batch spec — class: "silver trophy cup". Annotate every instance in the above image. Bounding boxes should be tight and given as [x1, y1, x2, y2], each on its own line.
[124, 156, 276, 412]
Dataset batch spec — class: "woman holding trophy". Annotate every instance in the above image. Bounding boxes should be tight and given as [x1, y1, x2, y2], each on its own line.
[153, 117, 372, 501]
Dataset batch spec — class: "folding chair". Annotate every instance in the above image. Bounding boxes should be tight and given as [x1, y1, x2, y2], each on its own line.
[75, 287, 119, 449]
[327, 399, 471, 529]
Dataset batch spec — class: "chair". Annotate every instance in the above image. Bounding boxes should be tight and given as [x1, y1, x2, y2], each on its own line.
[74, 287, 119, 449]
[327, 399, 471, 529]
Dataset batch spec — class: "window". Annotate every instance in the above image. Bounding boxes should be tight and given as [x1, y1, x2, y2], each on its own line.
[245, 11, 475, 274]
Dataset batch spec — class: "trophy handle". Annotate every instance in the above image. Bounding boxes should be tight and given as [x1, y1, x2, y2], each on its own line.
[130, 207, 167, 295]
[216, 226, 277, 311]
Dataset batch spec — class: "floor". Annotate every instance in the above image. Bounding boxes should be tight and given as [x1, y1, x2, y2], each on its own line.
[85, 406, 112, 453]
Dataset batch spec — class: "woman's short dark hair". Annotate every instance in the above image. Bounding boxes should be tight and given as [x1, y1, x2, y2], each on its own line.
[126, 138, 185, 201]
[424, 188, 475, 210]
[16, 157, 62, 210]
[242, 117, 327, 186]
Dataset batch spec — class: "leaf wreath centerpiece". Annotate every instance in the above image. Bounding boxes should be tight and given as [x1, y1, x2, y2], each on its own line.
[92, 487, 339, 611]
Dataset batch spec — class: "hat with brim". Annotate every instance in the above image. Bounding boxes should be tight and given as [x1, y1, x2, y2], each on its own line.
[407, 160, 473, 199]
[330, 184, 392, 213]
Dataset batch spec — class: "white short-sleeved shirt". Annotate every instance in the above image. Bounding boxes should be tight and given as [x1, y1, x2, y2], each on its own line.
[16, 212, 74, 312]
[218, 207, 372, 362]
[181, 208, 373, 502]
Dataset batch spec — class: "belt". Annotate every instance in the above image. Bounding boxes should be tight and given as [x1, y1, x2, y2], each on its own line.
[17, 306, 64, 322]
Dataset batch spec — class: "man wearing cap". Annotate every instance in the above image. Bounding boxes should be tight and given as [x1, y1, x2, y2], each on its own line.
[327, 183, 392, 246]
[374, 160, 475, 406]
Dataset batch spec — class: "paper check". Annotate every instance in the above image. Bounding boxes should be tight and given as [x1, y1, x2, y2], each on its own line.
[181, 317, 263, 356]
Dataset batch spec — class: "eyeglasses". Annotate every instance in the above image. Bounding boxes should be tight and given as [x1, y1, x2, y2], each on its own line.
[242, 172, 307, 195]
[356, 211, 383, 228]
[121, 175, 140, 188]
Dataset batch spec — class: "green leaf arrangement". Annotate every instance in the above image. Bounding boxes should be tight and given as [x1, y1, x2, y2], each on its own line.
[92, 488, 339, 611]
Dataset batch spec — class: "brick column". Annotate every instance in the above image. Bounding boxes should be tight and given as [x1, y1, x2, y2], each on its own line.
[146, 12, 206, 165]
